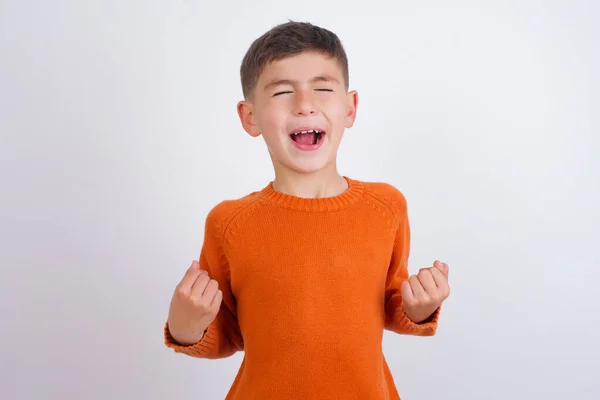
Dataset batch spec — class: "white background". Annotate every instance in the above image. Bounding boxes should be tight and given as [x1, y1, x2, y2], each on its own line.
[1, 1, 599, 399]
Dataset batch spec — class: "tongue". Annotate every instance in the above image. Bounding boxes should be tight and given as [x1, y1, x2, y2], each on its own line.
[295, 133, 316, 145]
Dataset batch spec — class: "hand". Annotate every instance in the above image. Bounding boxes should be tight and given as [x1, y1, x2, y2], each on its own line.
[401, 260, 450, 323]
[167, 260, 223, 345]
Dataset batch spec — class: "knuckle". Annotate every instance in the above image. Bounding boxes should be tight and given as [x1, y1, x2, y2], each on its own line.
[200, 304, 211, 314]
[194, 299, 209, 312]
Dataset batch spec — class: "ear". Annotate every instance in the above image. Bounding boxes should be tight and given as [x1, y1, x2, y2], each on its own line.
[237, 100, 261, 137]
[344, 90, 359, 129]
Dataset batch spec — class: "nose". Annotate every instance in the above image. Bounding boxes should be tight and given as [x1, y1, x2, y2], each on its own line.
[293, 91, 317, 116]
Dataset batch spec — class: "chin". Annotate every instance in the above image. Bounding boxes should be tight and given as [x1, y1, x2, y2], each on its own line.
[269, 139, 338, 174]
[283, 158, 334, 175]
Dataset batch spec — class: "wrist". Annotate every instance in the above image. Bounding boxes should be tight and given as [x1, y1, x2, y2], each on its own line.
[168, 323, 205, 346]
[405, 305, 439, 324]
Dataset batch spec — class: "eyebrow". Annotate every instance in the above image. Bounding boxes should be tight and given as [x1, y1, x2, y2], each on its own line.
[263, 75, 340, 91]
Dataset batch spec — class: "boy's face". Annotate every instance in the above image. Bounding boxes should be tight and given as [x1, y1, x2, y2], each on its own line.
[238, 51, 358, 175]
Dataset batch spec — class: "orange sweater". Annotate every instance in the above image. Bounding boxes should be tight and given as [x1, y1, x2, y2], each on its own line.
[164, 177, 440, 399]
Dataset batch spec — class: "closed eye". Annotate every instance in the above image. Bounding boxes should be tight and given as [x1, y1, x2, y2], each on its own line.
[273, 91, 293, 96]
[315, 88, 333, 92]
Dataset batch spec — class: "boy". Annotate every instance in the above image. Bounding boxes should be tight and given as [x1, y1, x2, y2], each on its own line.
[164, 21, 450, 399]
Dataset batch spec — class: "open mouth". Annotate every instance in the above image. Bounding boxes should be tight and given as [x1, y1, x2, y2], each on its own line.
[289, 129, 325, 146]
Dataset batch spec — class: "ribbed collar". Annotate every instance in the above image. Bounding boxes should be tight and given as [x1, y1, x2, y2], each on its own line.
[258, 176, 365, 212]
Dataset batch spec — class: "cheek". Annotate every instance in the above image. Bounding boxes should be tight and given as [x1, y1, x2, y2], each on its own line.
[256, 106, 281, 129]
[321, 96, 348, 119]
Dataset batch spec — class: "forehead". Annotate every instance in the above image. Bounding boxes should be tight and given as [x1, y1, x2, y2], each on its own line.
[258, 51, 344, 87]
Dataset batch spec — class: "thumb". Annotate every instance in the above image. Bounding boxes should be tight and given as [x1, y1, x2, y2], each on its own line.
[211, 289, 223, 313]
[401, 280, 414, 304]
[434, 260, 449, 277]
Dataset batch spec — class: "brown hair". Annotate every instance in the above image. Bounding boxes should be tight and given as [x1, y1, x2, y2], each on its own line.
[240, 21, 349, 99]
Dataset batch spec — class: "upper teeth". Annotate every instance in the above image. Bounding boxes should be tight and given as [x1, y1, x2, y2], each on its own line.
[294, 129, 321, 135]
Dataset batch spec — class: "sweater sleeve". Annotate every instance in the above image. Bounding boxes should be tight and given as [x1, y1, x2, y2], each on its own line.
[384, 193, 440, 336]
[164, 204, 244, 358]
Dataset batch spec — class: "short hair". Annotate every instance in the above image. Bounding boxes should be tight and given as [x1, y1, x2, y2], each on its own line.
[240, 21, 349, 99]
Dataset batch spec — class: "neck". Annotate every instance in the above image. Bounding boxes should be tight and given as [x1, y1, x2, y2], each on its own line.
[271, 165, 348, 199]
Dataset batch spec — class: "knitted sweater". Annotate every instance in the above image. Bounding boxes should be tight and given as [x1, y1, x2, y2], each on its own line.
[164, 177, 440, 399]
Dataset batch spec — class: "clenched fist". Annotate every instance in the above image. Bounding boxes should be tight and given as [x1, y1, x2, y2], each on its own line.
[401, 260, 450, 323]
[167, 260, 223, 345]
